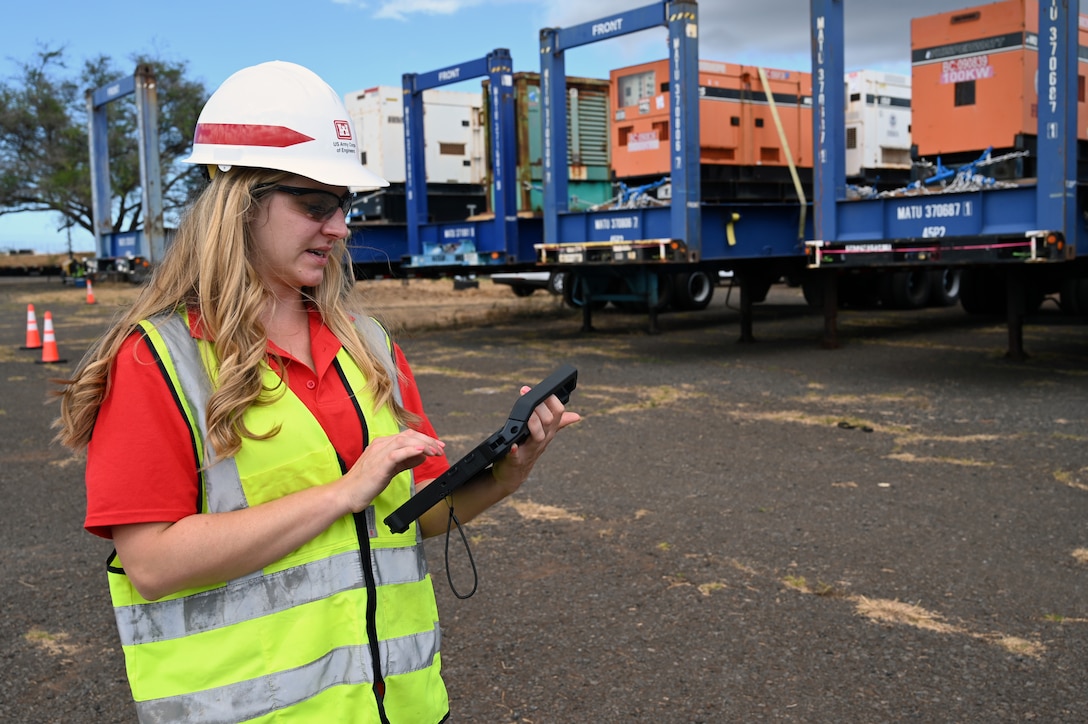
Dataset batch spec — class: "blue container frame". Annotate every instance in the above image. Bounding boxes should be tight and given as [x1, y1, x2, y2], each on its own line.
[807, 0, 1081, 267]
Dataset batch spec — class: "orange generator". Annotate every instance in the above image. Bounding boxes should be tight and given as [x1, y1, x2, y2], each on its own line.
[610, 59, 813, 202]
[911, 0, 1088, 172]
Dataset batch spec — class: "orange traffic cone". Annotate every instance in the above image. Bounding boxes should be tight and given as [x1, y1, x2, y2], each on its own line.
[20, 304, 42, 350]
[35, 311, 67, 365]
[85, 279, 97, 305]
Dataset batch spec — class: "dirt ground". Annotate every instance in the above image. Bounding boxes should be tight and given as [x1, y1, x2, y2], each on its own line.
[2, 275, 1087, 722]
[0, 275, 566, 331]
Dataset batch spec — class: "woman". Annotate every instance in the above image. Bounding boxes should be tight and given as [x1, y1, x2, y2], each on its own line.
[55, 61, 579, 723]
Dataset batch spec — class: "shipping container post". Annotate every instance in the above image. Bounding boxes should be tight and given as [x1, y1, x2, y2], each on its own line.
[807, 0, 1082, 358]
[402, 49, 521, 267]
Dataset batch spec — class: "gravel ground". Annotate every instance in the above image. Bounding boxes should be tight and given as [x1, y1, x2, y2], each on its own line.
[1, 276, 1086, 722]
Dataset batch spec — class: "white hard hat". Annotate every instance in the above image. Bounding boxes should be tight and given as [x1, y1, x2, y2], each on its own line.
[184, 60, 388, 190]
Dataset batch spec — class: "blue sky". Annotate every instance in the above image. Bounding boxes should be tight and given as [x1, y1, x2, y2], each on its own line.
[2, 0, 959, 253]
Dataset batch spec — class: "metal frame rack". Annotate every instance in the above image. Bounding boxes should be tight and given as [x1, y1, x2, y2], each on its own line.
[807, 0, 1082, 356]
[533, 0, 818, 333]
[87, 64, 165, 269]
[365, 0, 812, 332]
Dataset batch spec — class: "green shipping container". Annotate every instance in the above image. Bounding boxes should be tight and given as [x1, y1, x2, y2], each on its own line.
[485, 72, 613, 215]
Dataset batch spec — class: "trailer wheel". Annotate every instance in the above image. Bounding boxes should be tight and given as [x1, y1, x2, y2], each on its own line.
[881, 270, 931, 309]
[671, 271, 714, 311]
[547, 271, 567, 296]
[927, 269, 961, 307]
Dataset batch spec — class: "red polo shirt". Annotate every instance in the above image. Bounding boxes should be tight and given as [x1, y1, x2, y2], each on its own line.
[84, 311, 449, 539]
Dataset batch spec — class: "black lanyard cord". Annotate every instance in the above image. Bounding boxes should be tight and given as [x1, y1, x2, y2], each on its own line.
[443, 500, 478, 599]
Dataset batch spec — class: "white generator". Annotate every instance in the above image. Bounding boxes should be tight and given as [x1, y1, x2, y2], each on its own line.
[344, 85, 485, 185]
[844, 70, 912, 180]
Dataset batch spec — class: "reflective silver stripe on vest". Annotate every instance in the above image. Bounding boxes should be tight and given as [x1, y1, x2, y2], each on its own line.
[137, 644, 373, 723]
[354, 316, 402, 408]
[135, 624, 440, 723]
[116, 545, 428, 646]
[381, 621, 442, 677]
[354, 317, 428, 534]
[152, 314, 248, 513]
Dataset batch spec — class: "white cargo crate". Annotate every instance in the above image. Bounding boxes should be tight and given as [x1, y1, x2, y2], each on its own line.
[344, 85, 485, 185]
[844, 70, 912, 178]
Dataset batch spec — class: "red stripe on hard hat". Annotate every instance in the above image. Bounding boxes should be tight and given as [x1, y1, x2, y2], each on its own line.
[194, 123, 315, 148]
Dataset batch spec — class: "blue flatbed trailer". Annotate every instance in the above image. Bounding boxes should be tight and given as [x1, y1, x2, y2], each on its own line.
[806, 0, 1083, 358]
[351, 0, 811, 333]
[348, 0, 1086, 354]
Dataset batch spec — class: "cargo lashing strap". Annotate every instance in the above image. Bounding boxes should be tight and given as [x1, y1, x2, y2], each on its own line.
[757, 67, 807, 241]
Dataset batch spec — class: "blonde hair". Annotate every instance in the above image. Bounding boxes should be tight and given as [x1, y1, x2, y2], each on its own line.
[54, 167, 405, 459]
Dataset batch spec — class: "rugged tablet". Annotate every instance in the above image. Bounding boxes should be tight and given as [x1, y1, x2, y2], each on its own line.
[384, 364, 578, 534]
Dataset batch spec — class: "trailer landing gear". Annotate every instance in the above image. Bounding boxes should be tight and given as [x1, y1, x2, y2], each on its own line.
[810, 268, 1029, 358]
[1005, 271, 1028, 362]
[820, 271, 840, 350]
[737, 275, 756, 344]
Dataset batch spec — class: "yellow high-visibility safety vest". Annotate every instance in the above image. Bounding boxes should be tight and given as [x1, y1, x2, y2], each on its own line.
[105, 312, 449, 723]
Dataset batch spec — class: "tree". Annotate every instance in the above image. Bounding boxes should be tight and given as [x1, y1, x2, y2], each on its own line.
[0, 47, 208, 240]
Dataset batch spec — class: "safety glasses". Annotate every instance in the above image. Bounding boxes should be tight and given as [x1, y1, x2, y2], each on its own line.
[253, 184, 354, 222]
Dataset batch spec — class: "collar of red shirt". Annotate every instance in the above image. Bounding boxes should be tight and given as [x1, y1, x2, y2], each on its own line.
[183, 306, 344, 377]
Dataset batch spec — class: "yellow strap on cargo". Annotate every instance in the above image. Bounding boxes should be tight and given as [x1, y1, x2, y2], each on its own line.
[757, 67, 807, 240]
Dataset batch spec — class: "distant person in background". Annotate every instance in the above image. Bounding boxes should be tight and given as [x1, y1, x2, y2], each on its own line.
[54, 60, 579, 722]
[62, 256, 85, 279]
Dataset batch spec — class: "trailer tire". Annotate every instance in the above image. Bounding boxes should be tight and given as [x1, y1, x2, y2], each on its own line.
[672, 271, 714, 311]
[881, 270, 931, 309]
[547, 271, 567, 296]
[927, 269, 961, 307]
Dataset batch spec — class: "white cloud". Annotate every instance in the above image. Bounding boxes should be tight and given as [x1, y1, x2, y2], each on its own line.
[538, 0, 983, 74]
[372, 0, 486, 21]
[357, 0, 1087, 74]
